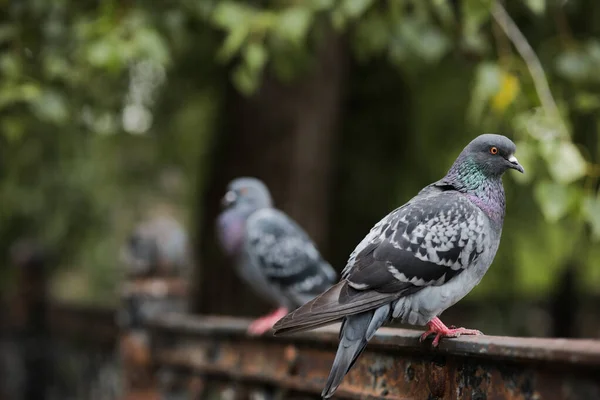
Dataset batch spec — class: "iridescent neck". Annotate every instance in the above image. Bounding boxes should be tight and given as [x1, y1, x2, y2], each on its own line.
[444, 157, 506, 222]
[465, 181, 506, 223]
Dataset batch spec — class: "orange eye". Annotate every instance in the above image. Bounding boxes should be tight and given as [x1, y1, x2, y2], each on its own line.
[239, 187, 248, 195]
[490, 146, 498, 155]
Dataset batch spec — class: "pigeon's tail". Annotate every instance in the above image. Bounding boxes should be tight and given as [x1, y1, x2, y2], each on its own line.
[322, 304, 391, 398]
[273, 281, 398, 336]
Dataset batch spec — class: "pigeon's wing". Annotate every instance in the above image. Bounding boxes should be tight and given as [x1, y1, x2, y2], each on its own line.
[344, 191, 489, 293]
[245, 208, 337, 307]
[274, 191, 489, 334]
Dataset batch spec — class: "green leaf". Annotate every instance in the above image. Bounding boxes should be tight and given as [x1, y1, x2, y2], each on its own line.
[1, 117, 25, 142]
[331, 8, 346, 31]
[218, 26, 249, 61]
[309, 0, 335, 11]
[388, 18, 450, 66]
[413, 26, 450, 63]
[463, 0, 493, 25]
[87, 39, 120, 69]
[462, 0, 492, 52]
[534, 180, 579, 222]
[0, 53, 20, 78]
[574, 92, 600, 112]
[353, 10, 390, 60]
[541, 141, 587, 184]
[43, 54, 71, 79]
[0, 24, 16, 44]
[388, 38, 408, 66]
[30, 90, 69, 123]
[431, 0, 456, 28]
[134, 28, 170, 65]
[275, 7, 312, 45]
[514, 108, 566, 141]
[583, 195, 600, 240]
[232, 64, 259, 96]
[525, 0, 545, 15]
[585, 40, 600, 64]
[468, 62, 501, 124]
[244, 42, 268, 73]
[0, 82, 42, 109]
[555, 50, 590, 83]
[339, 0, 375, 19]
[212, 2, 254, 30]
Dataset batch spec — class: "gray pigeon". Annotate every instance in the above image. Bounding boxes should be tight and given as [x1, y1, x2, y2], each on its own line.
[217, 177, 337, 335]
[273, 134, 524, 398]
[120, 215, 189, 277]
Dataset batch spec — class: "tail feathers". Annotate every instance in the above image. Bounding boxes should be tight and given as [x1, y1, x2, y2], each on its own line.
[321, 304, 390, 398]
[272, 318, 341, 336]
[273, 281, 397, 336]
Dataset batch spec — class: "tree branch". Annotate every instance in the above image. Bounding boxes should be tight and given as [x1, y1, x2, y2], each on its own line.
[491, 2, 568, 137]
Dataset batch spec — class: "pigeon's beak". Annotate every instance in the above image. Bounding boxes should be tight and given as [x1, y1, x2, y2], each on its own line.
[507, 155, 524, 173]
[221, 191, 237, 208]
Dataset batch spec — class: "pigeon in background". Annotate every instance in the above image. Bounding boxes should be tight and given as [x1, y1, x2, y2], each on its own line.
[273, 134, 524, 398]
[119, 215, 190, 329]
[121, 215, 189, 277]
[217, 177, 337, 335]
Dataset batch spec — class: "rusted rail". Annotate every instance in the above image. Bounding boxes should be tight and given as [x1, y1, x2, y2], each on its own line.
[149, 314, 600, 400]
[47, 301, 118, 348]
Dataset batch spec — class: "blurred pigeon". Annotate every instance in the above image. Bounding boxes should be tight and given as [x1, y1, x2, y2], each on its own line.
[273, 134, 524, 398]
[217, 177, 337, 335]
[121, 215, 190, 277]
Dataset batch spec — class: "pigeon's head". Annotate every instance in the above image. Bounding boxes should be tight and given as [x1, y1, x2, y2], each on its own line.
[221, 177, 273, 212]
[459, 134, 524, 177]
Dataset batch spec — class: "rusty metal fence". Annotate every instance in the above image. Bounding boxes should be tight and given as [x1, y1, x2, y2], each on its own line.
[0, 301, 121, 400]
[2, 298, 600, 399]
[47, 303, 122, 400]
[146, 313, 600, 400]
[2, 244, 600, 400]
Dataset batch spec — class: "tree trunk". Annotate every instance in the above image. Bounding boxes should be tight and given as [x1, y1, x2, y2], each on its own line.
[193, 32, 347, 316]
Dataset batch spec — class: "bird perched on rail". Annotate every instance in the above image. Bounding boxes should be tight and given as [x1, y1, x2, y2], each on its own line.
[217, 177, 337, 335]
[121, 215, 190, 277]
[273, 134, 524, 398]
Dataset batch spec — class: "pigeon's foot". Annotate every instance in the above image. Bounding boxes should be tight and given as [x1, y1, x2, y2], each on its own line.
[247, 307, 289, 336]
[419, 317, 482, 347]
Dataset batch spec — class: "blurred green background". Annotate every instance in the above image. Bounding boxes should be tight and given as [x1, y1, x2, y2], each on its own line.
[1, 0, 599, 335]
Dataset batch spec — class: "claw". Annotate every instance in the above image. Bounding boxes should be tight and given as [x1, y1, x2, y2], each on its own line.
[419, 330, 435, 343]
[421, 317, 483, 347]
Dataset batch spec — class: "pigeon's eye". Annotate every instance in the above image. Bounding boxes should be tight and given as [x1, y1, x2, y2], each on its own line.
[489, 146, 498, 155]
[239, 187, 248, 195]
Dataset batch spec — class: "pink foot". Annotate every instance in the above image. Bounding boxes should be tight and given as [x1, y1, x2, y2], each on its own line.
[419, 317, 482, 347]
[247, 307, 289, 336]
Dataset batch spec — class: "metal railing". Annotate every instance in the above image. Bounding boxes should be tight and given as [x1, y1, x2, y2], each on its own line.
[147, 313, 600, 400]
[3, 294, 600, 399]
[4, 242, 600, 400]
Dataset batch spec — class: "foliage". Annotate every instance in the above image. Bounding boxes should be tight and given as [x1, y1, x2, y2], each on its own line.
[1, 0, 600, 302]
[206, 0, 599, 240]
[0, 1, 222, 302]
[206, 0, 600, 295]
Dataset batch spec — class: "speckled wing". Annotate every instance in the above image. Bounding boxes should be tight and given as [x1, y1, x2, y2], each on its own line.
[245, 208, 337, 307]
[344, 190, 489, 293]
[274, 190, 490, 334]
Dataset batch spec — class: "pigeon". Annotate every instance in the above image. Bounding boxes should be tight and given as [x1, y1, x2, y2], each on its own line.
[217, 177, 337, 335]
[120, 215, 189, 277]
[273, 134, 524, 398]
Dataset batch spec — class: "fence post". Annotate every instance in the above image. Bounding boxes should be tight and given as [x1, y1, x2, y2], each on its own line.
[9, 239, 49, 400]
[118, 216, 191, 399]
